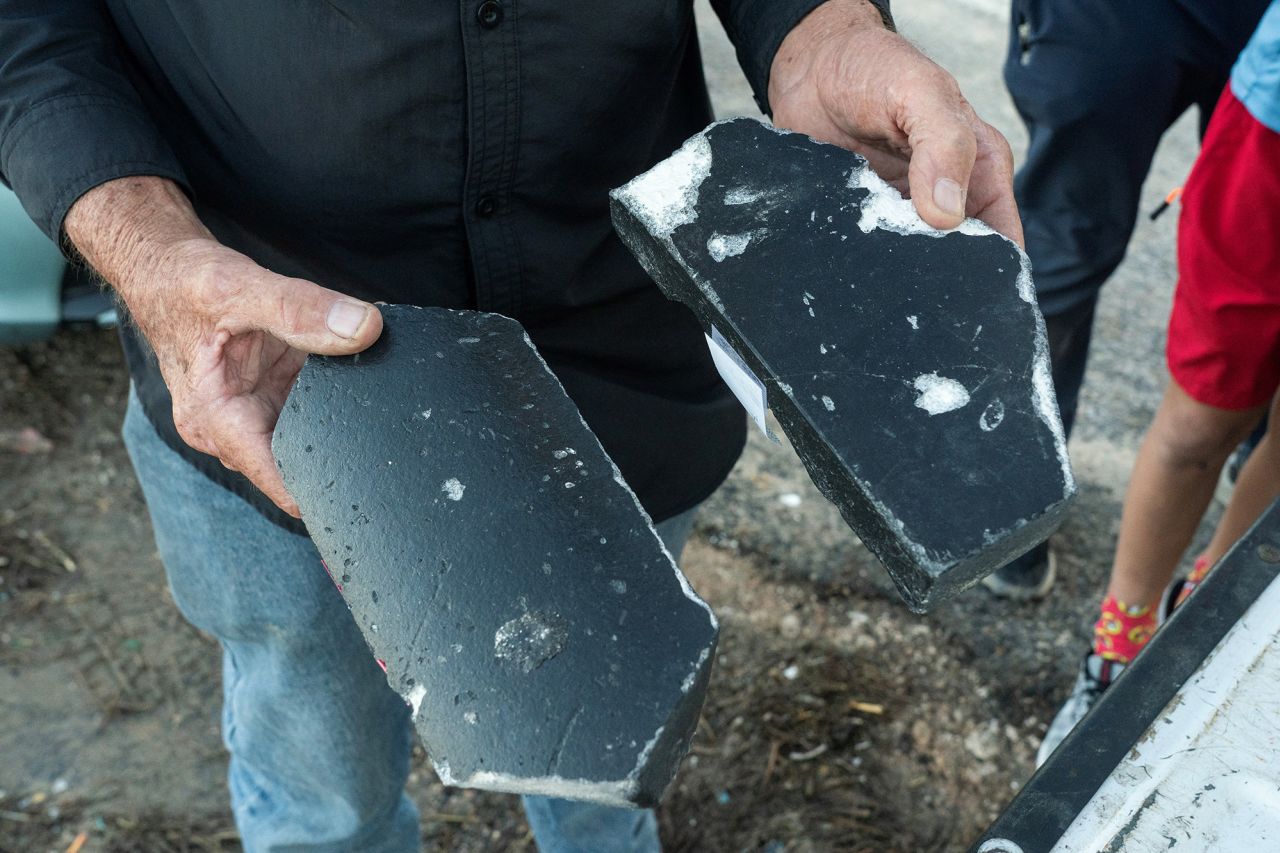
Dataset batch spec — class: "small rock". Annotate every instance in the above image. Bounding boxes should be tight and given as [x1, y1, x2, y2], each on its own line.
[0, 427, 53, 455]
[965, 721, 1003, 761]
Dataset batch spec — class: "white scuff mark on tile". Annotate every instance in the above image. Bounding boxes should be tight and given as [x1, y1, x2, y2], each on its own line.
[913, 373, 970, 415]
[980, 400, 1006, 432]
[442, 478, 465, 501]
[707, 231, 754, 262]
[724, 186, 765, 205]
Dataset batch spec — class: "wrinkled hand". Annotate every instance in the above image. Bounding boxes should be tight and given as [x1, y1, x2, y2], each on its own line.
[65, 177, 382, 516]
[769, 0, 1023, 245]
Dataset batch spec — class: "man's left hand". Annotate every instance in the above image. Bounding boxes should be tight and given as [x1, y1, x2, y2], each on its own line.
[769, 0, 1023, 246]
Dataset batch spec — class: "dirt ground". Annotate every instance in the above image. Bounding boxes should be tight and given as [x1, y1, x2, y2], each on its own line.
[0, 327, 1049, 853]
[0, 325, 1222, 853]
[0, 330, 1009, 853]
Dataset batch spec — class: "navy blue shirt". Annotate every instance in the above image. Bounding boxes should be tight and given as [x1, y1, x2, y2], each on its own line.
[0, 1, 890, 530]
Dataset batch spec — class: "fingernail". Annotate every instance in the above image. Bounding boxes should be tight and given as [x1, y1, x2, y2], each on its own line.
[327, 301, 368, 339]
[933, 178, 965, 218]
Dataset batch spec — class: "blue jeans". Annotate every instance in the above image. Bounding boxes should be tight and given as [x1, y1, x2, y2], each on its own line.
[123, 387, 689, 852]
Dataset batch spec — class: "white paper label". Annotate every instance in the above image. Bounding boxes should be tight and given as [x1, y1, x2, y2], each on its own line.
[705, 327, 775, 441]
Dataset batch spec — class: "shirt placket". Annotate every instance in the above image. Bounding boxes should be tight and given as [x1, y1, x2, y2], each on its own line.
[460, 0, 523, 315]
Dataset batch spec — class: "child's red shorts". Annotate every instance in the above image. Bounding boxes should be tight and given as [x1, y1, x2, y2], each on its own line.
[1167, 88, 1280, 411]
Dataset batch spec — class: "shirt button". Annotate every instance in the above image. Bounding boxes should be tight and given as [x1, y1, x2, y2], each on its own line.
[476, 195, 497, 217]
[476, 1, 503, 29]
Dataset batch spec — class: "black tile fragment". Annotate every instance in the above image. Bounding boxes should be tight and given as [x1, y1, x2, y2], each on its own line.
[273, 305, 717, 806]
[611, 118, 1075, 611]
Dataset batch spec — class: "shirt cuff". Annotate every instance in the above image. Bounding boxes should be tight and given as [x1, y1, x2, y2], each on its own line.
[0, 92, 189, 245]
[720, 0, 894, 116]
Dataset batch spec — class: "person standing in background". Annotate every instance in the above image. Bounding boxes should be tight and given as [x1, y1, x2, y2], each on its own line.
[1036, 0, 1280, 764]
[985, 0, 1269, 599]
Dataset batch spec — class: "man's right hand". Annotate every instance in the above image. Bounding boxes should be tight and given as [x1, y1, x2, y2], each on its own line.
[64, 176, 382, 517]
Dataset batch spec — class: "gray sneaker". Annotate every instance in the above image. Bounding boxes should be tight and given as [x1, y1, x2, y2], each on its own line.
[1036, 652, 1126, 767]
[982, 547, 1057, 601]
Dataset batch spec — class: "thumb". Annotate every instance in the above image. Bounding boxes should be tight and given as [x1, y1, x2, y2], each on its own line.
[226, 269, 383, 355]
[902, 91, 979, 232]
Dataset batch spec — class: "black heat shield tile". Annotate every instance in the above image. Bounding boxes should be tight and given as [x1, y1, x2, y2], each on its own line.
[610, 117, 1075, 612]
[271, 305, 718, 808]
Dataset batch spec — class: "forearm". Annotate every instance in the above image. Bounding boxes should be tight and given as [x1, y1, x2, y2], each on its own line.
[64, 176, 213, 296]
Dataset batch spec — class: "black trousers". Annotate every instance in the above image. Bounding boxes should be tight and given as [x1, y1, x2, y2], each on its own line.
[999, 0, 1267, 571]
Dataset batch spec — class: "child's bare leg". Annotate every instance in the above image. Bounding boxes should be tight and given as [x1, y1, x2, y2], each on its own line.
[1199, 391, 1280, 567]
[1106, 382, 1265, 607]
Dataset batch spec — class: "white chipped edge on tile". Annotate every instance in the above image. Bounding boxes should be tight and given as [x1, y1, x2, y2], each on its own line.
[847, 165, 995, 239]
[430, 724, 667, 808]
[407, 683, 428, 716]
[1017, 251, 1074, 492]
[612, 120, 735, 314]
[613, 131, 711, 240]
[681, 646, 712, 694]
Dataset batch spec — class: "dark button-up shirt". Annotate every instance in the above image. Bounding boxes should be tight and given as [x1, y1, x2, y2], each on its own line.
[0, 0, 890, 530]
